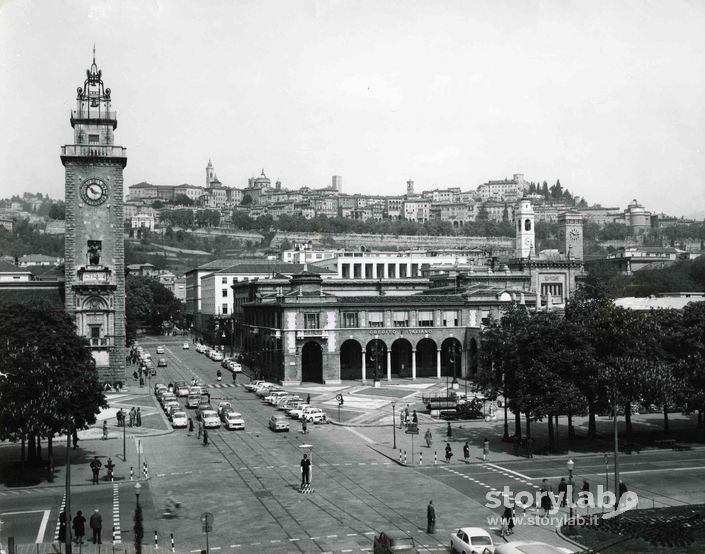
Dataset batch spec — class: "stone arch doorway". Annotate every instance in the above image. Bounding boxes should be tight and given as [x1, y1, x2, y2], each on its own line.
[441, 337, 463, 379]
[301, 341, 323, 383]
[340, 339, 362, 380]
[391, 338, 413, 377]
[415, 337, 437, 377]
[366, 339, 387, 381]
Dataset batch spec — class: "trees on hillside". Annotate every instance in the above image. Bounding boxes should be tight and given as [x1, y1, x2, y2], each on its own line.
[0, 301, 107, 468]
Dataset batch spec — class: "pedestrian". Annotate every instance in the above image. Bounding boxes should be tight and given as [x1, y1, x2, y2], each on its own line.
[302, 418, 307, 435]
[617, 480, 628, 510]
[89, 509, 102, 544]
[300, 453, 311, 486]
[90, 456, 102, 484]
[412, 410, 418, 424]
[463, 441, 470, 464]
[540, 479, 553, 515]
[558, 477, 568, 507]
[399, 410, 405, 429]
[404, 405, 410, 424]
[198, 420, 203, 439]
[102, 421, 108, 440]
[129, 407, 136, 427]
[445, 443, 453, 463]
[424, 428, 433, 448]
[72, 427, 79, 449]
[482, 437, 490, 462]
[526, 436, 534, 458]
[188, 417, 194, 433]
[203, 428, 208, 446]
[306, 393, 311, 404]
[232, 372, 237, 384]
[72, 510, 86, 544]
[58, 510, 67, 543]
[135, 407, 142, 427]
[426, 500, 436, 533]
[502, 506, 514, 536]
[206, 390, 211, 403]
[579, 479, 590, 507]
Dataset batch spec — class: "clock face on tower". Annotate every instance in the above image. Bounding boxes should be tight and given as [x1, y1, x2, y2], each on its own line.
[80, 178, 109, 206]
[523, 237, 533, 246]
[569, 228, 580, 240]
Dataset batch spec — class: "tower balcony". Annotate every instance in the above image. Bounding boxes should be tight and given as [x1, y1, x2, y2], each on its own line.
[71, 110, 118, 129]
[61, 145, 127, 166]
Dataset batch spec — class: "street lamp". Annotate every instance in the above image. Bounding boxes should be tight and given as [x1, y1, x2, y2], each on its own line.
[391, 400, 397, 449]
[567, 459, 575, 534]
[451, 342, 458, 386]
[134, 482, 141, 506]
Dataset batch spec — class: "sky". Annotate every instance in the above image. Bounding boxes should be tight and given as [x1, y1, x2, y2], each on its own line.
[1, 0, 704, 217]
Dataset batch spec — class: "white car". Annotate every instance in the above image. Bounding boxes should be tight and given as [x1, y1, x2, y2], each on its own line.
[171, 411, 188, 429]
[195, 343, 206, 353]
[174, 382, 190, 397]
[256, 385, 281, 398]
[224, 411, 245, 430]
[156, 346, 165, 354]
[211, 351, 224, 362]
[227, 361, 243, 373]
[244, 380, 267, 392]
[287, 404, 311, 419]
[182, 342, 190, 349]
[302, 407, 327, 424]
[265, 391, 290, 405]
[278, 396, 302, 411]
[201, 410, 221, 429]
[450, 527, 495, 554]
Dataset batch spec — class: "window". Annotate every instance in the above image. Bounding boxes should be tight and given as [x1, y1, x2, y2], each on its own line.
[88, 134, 99, 143]
[342, 264, 350, 278]
[304, 313, 320, 330]
[222, 277, 228, 284]
[342, 312, 358, 328]
[393, 311, 409, 327]
[399, 265, 407, 278]
[90, 326, 101, 339]
[221, 304, 228, 314]
[365, 264, 374, 278]
[418, 310, 434, 327]
[222, 289, 228, 297]
[368, 311, 384, 327]
[443, 310, 459, 326]
[388, 265, 396, 278]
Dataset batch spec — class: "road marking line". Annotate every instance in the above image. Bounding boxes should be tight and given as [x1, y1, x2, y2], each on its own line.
[344, 425, 375, 444]
[485, 463, 532, 480]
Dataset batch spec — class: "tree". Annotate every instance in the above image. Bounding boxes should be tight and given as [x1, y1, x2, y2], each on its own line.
[126, 275, 183, 338]
[48, 202, 65, 220]
[0, 300, 107, 469]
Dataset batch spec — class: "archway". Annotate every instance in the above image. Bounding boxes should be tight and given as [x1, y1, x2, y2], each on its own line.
[365, 339, 387, 381]
[441, 338, 463, 379]
[391, 338, 413, 377]
[301, 341, 323, 383]
[415, 338, 437, 377]
[340, 339, 362, 380]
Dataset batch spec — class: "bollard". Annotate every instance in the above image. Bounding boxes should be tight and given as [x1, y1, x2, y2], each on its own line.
[130, 467, 134, 481]
[143, 461, 149, 479]
[404, 450, 407, 464]
[434, 451, 438, 464]
[155, 530, 158, 549]
[171, 533, 175, 552]
[447, 421, 452, 437]
[419, 452, 423, 465]
[399, 450, 402, 463]
[112, 526, 116, 544]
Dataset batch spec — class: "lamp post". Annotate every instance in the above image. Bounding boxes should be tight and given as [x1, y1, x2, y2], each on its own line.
[134, 482, 143, 554]
[391, 400, 397, 449]
[567, 459, 575, 534]
[134, 482, 141, 507]
[451, 342, 458, 386]
[122, 409, 126, 462]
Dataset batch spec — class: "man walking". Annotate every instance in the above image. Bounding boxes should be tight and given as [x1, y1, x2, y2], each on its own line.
[463, 441, 470, 464]
[72, 510, 86, 544]
[102, 421, 108, 440]
[482, 437, 490, 462]
[89, 509, 102, 544]
[90, 456, 102, 484]
[203, 428, 209, 446]
[426, 500, 436, 533]
[135, 407, 142, 427]
[445, 443, 453, 463]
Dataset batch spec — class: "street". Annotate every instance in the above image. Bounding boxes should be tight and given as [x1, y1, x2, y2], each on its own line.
[2, 335, 705, 553]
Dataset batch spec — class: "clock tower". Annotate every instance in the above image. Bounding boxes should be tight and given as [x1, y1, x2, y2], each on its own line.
[558, 210, 584, 260]
[514, 197, 535, 259]
[61, 50, 127, 386]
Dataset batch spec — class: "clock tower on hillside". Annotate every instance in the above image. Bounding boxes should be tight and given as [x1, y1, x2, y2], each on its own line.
[61, 50, 127, 386]
[514, 197, 536, 259]
[558, 210, 584, 260]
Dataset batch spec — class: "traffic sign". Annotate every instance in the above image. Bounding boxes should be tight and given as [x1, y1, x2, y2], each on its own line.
[201, 511, 214, 533]
[405, 422, 419, 434]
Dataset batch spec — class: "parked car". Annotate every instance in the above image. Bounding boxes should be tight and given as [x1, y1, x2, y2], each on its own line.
[450, 527, 495, 554]
[159, 392, 177, 407]
[157, 357, 168, 367]
[211, 351, 225, 362]
[227, 361, 243, 373]
[256, 384, 281, 398]
[201, 409, 221, 429]
[156, 346, 165, 354]
[195, 343, 207, 353]
[217, 401, 233, 417]
[163, 400, 181, 418]
[182, 342, 190, 349]
[373, 531, 418, 554]
[287, 403, 311, 419]
[302, 407, 328, 424]
[278, 396, 303, 411]
[171, 411, 188, 428]
[268, 414, 290, 432]
[494, 542, 572, 554]
[244, 380, 267, 392]
[154, 383, 168, 396]
[220, 406, 235, 422]
[174, 381, 190, 397]
[265, 391, 290, 405]
[224, 411, 245, 430]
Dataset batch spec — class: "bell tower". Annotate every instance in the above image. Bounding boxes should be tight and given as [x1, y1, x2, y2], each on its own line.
[61, 49, 127, 386]
[514, 197, 535, 259]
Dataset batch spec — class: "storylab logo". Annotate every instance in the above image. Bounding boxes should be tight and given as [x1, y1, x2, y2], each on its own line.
[486, 485, 639, 521]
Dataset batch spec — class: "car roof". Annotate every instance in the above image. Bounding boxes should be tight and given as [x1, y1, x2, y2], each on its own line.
[226, 412, 242, 417]
[458, 527, 492, 535]
[172, 411, 187, 417]
[380, 530, 413, 539]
